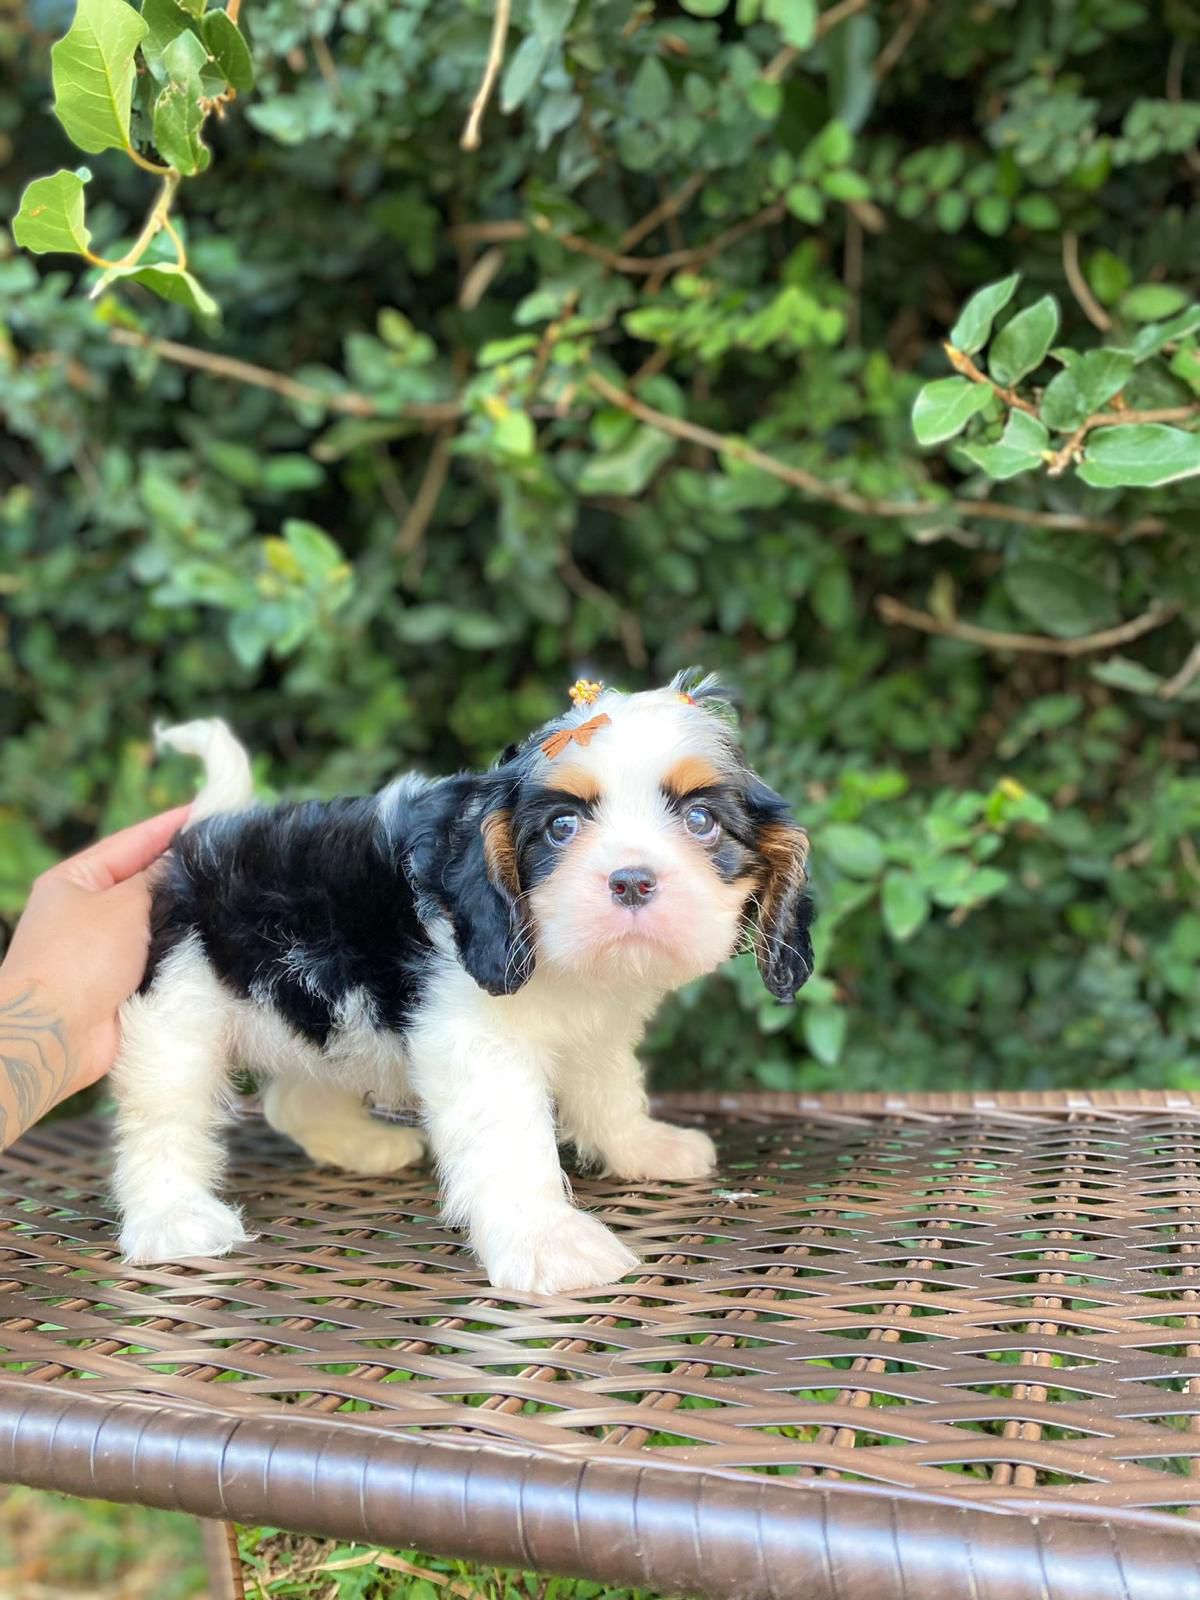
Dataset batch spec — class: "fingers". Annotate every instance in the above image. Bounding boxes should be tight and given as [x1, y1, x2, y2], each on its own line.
[53, 806, 191, 892]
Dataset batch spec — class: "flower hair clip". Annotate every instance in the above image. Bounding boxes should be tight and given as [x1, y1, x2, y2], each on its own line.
[568, 679, 604, 707]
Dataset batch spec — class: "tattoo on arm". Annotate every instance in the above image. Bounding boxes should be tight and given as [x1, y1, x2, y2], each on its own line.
[0, 985, 71, 1151]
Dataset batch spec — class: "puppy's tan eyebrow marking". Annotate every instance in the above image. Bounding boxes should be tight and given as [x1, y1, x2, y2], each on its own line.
[662, 755, 723, 796]
[544, 765, 602, 803]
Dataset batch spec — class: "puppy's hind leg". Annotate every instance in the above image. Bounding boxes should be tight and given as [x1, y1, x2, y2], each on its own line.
[263, 1077, 425, 1174]
[112, 935, 251, 1263]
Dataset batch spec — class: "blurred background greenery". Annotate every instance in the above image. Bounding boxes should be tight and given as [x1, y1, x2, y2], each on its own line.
[3, 1, 1200, 1106]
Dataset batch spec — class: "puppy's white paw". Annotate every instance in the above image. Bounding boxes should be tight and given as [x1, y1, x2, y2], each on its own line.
[119, 1194, 252, 1264]
[481, 1208, 639, 1294]
[603, 1120, 717, 1183]
[301, 1122, 426, 1176]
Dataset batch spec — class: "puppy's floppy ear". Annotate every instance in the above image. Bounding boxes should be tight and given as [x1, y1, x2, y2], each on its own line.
[406, 775, 535, 996]
[744, 776, 814, 1003]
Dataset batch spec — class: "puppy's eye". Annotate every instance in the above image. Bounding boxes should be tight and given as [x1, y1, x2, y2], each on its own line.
[684, 804, 720, 843]
[547, 813, 580, 846]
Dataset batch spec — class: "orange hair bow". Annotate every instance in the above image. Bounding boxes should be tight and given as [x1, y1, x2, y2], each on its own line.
[540, 713, 612, 761]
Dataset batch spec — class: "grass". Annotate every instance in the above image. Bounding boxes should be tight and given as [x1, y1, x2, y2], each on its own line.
[0, 1486, 208, 1600]
[0, 1492, 673, 1600]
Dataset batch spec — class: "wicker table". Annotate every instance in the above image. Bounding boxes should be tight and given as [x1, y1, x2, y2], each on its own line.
[3, 1092, 1200, 1599]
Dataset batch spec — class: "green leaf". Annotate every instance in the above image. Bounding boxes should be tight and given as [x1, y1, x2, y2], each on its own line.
[803, 1004, 847, 1066]
[765, 0, 815, 49]
[1039, 349, 1133, 431]
[974, 195, 1010, 237]
[988, 295, 1059, 386]
[201, 9, 253, 92]
[1087, 248, 1130, 306]
[227, 608, 276, 671]
[785, 182, 823, 223]
[1077, 424, 1200, 488]
[679, 0, 728, 13]
[912, 377, 991, 445]
[1122, 283, 1188, 323]
[500, 33, 548, 113]
[811, 563, 853, 629]
[12, 170, 92, 257]
[577, 426, 674, 495]
[929, 865, 1008, 909]
[630, 55, 672, 121]
[102, 261, 219, 317]
[1004, 559, 1117, 638]
[948, 272, 1020, 356]
[532, 0, 577, 42]
[1171, 345, 1200, 396]
[141, 0, 202, 79]
[821, 168, 871, 201]
[960, 409, 1049, 480]
[747, 78, 782, 120]
[882, 871, 930, 942]
[282, 519, 348, 582]
[826, 14, 879, 133]
[1096, 655, 1200, 702]
[493, 408, 536, 457]
[1090, 656, 1167, 697]
[152, 32, 212, 176]
[51, 0, 147, 154]
[823, 823, 885, 878]
[1130, 305, 1200, 362]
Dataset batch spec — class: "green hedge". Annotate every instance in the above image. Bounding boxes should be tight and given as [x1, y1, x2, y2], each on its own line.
[3, 0, 1199, 1093]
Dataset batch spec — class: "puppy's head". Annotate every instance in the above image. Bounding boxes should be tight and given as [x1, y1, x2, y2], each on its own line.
[430, 672, 813, 999]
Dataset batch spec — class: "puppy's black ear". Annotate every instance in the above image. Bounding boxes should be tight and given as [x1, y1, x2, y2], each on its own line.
[442, 785, 534, 997]
[745, 777, 814, 1002]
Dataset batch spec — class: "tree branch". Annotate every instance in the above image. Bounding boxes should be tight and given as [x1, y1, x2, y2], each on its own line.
[108, 329, 462, 424]
[876, 595, 1180, 657]
[1159, 639, 1200, 700]
[764, 0, 871, 81]
[874, 0, 929, 80]
[619, 172, 706, 253]
[396, 424, 455, 574]
[453, 201, 789, 276]
[585, 369, 1166, 538]
[461, 0, 512, 152]
[559, 558, 648, 669]
[943, 341, 1039, 415]
[1061, 230, 1112, 334]
[1046, 404, 1200, 476]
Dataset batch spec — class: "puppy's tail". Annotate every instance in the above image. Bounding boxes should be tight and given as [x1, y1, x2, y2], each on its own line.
[154, 718, 254, 827]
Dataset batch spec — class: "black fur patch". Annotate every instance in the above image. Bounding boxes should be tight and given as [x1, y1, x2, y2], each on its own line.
[142, 797, 438, 1044]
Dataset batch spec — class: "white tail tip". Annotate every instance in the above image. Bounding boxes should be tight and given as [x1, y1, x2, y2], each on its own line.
[155, 718, 254, 825]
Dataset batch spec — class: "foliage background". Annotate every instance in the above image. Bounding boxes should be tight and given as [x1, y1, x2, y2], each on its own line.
[3, 0, 1200, 1096]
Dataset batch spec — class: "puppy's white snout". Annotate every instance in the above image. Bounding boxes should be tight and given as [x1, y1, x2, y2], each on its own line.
[608, 865, 658, 908]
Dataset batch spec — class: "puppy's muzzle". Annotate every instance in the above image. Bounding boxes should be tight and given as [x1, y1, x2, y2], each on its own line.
[608, 866, 658, 908]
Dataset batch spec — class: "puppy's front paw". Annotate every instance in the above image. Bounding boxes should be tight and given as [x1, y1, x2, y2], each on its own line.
[603, 1120, 717, 1183]
[119, 1194, 253, 1264]
[481, 1208, 639, 1294]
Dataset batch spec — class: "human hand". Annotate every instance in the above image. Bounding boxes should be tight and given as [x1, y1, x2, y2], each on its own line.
[1, 807, 190, 1108]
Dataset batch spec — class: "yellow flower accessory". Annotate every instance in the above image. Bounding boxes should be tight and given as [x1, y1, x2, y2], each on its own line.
[568, 678, 604, 708]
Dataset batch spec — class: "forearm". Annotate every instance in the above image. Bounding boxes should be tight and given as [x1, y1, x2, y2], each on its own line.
[0, 977, 74, 1152]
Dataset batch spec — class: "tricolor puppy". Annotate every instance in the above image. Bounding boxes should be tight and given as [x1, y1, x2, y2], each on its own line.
[113, 674, 814, 1293]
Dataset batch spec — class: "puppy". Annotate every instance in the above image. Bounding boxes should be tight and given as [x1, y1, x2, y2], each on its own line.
[112, 673, 813, 1293]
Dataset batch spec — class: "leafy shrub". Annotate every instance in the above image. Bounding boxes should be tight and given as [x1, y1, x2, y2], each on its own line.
[3, 0, 1199, 1093]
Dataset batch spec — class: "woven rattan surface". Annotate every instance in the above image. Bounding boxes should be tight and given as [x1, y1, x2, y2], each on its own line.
[5, 1092, 1200, 1599]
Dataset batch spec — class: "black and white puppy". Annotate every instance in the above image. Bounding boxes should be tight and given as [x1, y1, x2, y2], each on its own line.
[113, 673, 813, 1292]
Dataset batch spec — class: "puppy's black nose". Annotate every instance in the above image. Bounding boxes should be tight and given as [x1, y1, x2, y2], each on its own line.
[609, 866, 658, 908]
